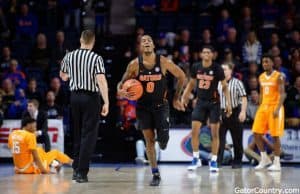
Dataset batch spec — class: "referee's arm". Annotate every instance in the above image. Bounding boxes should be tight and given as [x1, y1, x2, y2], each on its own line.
[60, 53, 69, 81]
[95, 56, 109, 116]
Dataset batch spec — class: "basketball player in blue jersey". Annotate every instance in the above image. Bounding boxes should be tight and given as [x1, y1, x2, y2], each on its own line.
[117, 35, 186, 186]
[182, 45, 232, 172]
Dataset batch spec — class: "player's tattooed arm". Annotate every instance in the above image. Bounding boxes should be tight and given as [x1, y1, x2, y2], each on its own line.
[162, 56, 186, 111]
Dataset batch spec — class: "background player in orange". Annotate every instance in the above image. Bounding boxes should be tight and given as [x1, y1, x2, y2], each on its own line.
[252, 54, 286, 171]
[117, 35, 185, 186]
[8, 117, 73, 174]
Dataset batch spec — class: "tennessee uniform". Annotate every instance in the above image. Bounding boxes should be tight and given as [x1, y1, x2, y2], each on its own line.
[252, 70, 284, 136]
[8, 129, 71, 174]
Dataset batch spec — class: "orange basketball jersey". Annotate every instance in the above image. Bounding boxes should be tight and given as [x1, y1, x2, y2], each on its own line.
[8, 130, 37, 172]
[259, 71, 281, 105]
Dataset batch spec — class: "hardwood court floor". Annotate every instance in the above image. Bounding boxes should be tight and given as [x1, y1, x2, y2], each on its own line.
[1, 164, 300, 194]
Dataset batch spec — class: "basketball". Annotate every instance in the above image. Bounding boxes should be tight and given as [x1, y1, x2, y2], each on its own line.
[122, 79, 143, 100]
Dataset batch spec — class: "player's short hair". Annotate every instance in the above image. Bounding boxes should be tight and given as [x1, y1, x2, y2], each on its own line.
[28, 99, 39, 108]
[201, 45, 215, 52]
[22, 117, 36, 127]
[80, 30, 95, 44]
[262, 54, 274, 62]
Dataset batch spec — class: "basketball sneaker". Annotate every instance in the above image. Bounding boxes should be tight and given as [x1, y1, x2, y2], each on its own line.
[255, 156, 272, 170]
[157, 128, 169, 150]
[209, 160, 219, 172]
[149, 173, 161, 186]
[187, 158, 202, 171]
[267, 163, 281, 171]
[135, 157, 148, 165]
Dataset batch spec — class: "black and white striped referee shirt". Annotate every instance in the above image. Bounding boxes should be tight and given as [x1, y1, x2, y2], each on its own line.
[218, 77, 247, 109]
[61, 49, 105, 92]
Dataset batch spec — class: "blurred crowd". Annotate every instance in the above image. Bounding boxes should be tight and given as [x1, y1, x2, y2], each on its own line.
[0, 0, 110, 126]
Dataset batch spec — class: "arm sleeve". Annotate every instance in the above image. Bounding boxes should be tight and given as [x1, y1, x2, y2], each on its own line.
[95, 56, 105, 74]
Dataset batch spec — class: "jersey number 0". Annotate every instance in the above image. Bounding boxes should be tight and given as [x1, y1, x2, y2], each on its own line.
[146, 82, 155, 93]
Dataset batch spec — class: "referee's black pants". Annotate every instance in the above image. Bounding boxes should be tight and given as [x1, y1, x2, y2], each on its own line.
[70, 90, 101, 176]
[218, 106, 243, 166]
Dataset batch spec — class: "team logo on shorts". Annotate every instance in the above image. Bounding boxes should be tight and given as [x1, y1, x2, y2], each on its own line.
[209, 70, 214, 75]
[155, 67, 160, 72]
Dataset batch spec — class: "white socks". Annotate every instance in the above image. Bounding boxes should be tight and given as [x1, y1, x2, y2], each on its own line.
[193, 151, 199, 159]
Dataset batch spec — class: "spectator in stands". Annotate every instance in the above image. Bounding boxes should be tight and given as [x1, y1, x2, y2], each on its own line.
[221, 27, 240, 58]
[246, 75, 259, 94]
[281, 18, 294, 40]
[22, 99, 51, 151]
[160, 0, 179, 12]
[5, 0, 17, 37]
[269, 45, 281, 58]
[287, 30, 300, 50]
[29, 33, 52, 79]
[135, 0, 157, 13]
[2, 59, 26, 89]
[0, 7, 10, 39]
[289, 48, 299, 69]
[52, 31, 70, 65]
[45, 0, 64, 31]
[242, 61, 260, 83]
[199, 29, 214, 47]
[25, 78, 44, 104]
[0, 78, 16, 117]
[15, 3, 38, 40]
[281, 0, 298, 20]
[265, 33, 286, 53]
[285, 76, 300, 127]
[246, 89, 259, 125]
[7, 88, 27, 119]
[49, 77, 68, 107]
[155, 33, 172, 57]
[173, 29, 192, 70]
[0, 46, 12, 73]
[43, 90, 63, 119]
[59, 0, 81, 31]
[291, 60, 300, 84]
[239, 6, 255, 42]
[273, 56, 290, 86]
[0, 94, 3, 126]
[242, 30, 262, 65]
[258, 0, 280, 27]
[215, 8, 235, 43]
[193, 29, 215, 62]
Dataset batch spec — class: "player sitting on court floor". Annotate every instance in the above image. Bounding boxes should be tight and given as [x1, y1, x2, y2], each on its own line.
[8, 117, 73, 174]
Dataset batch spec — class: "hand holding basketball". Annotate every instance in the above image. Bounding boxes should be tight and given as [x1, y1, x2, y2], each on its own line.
[120, 79, 143, 101]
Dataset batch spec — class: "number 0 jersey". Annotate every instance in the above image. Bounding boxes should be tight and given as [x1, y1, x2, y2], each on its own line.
[191, 62, 225, 101]
[259, 70, 281, 105]
[137, 55, 167, 105]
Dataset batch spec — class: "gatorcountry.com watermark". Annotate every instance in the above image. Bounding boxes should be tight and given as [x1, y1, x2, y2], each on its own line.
[234, 187, 300, 194]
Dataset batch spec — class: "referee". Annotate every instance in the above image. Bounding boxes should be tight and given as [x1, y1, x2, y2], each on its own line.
[60, 30, 109, 183]
[217, 63, 247, 168]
